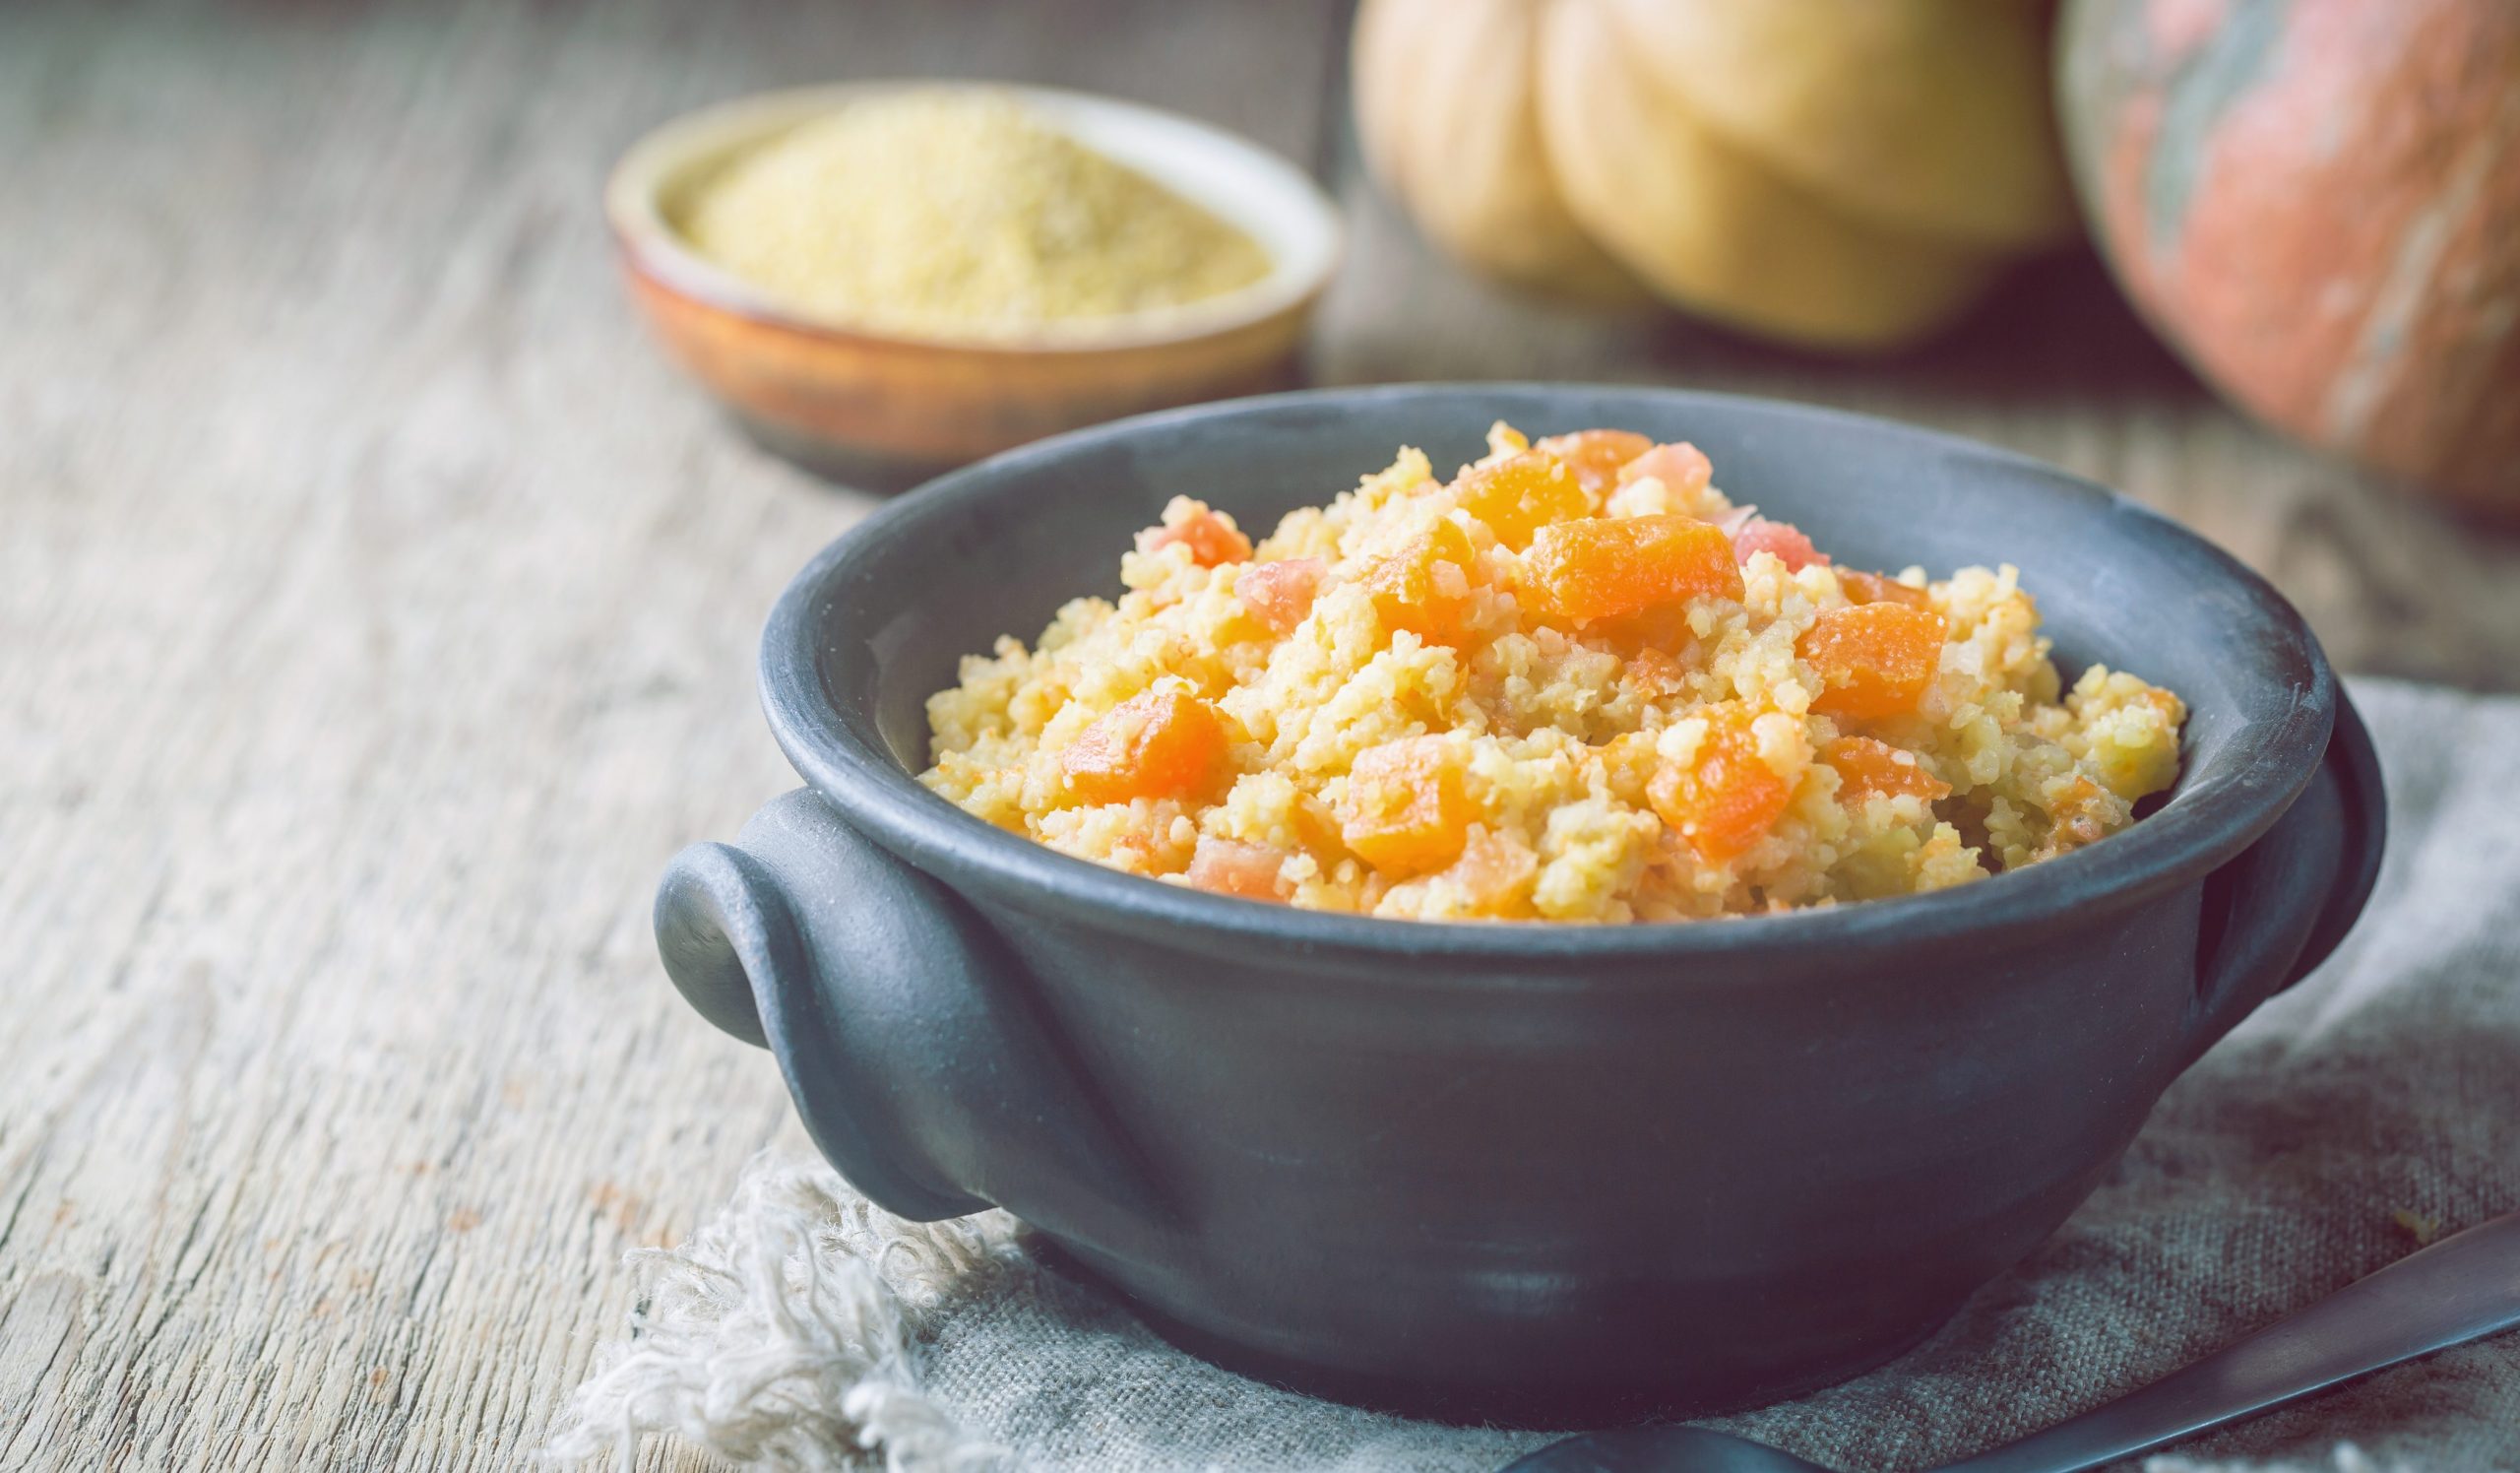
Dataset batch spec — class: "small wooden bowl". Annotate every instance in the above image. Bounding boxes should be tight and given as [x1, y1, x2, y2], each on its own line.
[605, 83, 1343, 484]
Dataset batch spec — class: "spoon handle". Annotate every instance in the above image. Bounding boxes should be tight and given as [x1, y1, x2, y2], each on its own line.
[1939, 1209, 2520, 1473]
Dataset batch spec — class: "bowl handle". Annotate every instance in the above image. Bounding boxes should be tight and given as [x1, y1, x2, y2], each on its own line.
[2188, 692, 2388, 1054]
[655, 789, 1169, 1236]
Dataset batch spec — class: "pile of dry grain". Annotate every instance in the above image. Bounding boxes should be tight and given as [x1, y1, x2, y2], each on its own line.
[681, 90, 1269, 337]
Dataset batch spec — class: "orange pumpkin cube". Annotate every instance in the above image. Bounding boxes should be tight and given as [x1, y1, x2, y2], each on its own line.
[1836, 568, 1931, 608]
[1360, 519, 1480, 643]
[1535, 428, 1655, 494]
[1340, 737, 1473, 874]
[1236, 556, 1326, 632]
[1615, 442, 1713, 496]
[1060, 684, 1227, 803]
[1429, 824, 1540, 916]
[1647, 704, 1792, 863]
[1524, 515, 1744, 623]
[1822, 736, 1952, 803]
[1729, 516, 1824, 572]
[1135, 504, 1251, 567]
[1799, 605, 1946, 721]
[1185, 836, 1292, 902]
[1453, 452, 1588, 549]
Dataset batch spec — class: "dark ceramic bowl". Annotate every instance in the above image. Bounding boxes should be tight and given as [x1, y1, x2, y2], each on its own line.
[656, 385, 2385, 1426]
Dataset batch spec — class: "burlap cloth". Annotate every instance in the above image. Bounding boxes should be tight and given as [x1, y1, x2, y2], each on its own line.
[548, 679, 2519, 1472]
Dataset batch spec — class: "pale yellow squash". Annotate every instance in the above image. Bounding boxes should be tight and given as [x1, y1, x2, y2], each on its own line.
[1351, 0, 1642, 303]
[1599, 0, 2076, 249]
[1536, 0, 2003, 352]
[1349, 0, 2073, 352]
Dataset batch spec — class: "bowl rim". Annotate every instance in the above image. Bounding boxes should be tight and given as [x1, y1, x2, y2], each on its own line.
[759, 383, 2338, 969]
[603, 80, 1345, 355]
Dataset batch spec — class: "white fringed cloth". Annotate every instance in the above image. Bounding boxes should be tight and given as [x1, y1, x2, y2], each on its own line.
[547, 681, 2520, 1472]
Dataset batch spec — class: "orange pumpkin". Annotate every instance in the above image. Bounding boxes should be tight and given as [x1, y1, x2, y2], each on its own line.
[2058, 0, 2520, 514]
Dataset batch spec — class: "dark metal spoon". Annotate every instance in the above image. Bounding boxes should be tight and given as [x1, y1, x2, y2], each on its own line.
[1508, 1208, 2520, 1473]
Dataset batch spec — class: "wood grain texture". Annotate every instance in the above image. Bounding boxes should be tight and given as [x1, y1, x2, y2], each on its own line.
[0, 3, 1345, 1469]
[0, 2, 2510, 1470]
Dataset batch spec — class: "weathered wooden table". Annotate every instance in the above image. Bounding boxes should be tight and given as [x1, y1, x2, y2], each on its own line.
[2, 2, 2512, 1468]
